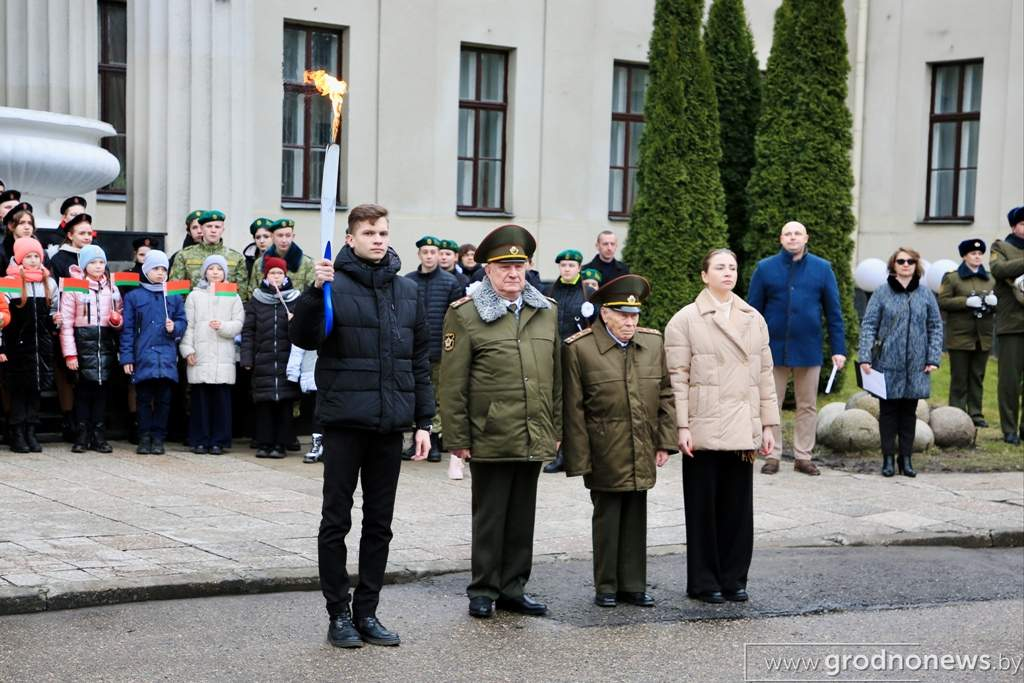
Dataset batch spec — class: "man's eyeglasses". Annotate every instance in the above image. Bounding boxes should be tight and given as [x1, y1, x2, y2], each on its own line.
[895, 258, 917, 265]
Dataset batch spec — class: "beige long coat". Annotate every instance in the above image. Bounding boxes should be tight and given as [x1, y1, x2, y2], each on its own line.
[664, 289, 779, 452]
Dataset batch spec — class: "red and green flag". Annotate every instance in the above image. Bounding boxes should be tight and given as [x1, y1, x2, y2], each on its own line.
[60, 277, 90, 294]
[0, 277, 21, 294]
[164, 280, 191, 296]
[213, 282, 238, 297]
[112, 272, 140, 288]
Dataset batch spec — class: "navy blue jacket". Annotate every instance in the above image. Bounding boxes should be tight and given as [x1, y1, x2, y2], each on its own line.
[404, 266, 463, 362]
[747, 249, 846, 367]
[120, 286, 187, 383]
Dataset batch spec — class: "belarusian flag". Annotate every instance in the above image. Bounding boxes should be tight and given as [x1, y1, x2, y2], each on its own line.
[213, 282, 238, 297]
[112, 272, 140, 287]
[0, 277, 21, 294]
[164, 280, 191, 296]
[60, 277, 90, 294]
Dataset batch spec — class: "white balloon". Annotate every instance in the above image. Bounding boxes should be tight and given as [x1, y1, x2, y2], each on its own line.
[925, 259, 957, 293]
[853, 259, 888, 292]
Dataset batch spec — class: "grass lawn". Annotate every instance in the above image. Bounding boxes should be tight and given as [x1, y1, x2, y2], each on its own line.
[774, 355, 1023, 473]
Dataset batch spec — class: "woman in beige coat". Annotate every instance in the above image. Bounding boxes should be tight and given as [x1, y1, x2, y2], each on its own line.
[179, 255, 245, 454]
[664, 248, 779, 604]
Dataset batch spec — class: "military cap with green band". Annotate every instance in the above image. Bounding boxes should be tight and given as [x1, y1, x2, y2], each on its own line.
[249, 217, 273, 236]
[475, 224, 536, 264]
[270, 218, 295, 231]
[415, 235, 441, 249]
[580, 267, 603, 284]
[439, 239, 460, 253]
[590, 274, 651, 314]
[198, 210, 225, 225]
[185, 209, 205, 226]
[555, 249, 583, 264]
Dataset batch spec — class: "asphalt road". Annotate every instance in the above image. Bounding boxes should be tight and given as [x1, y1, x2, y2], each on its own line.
[2, 547, 1022, 682]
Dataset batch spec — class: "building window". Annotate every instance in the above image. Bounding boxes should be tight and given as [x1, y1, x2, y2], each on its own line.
[282, 24, 343, 203]
[925, 60, 982, 220]
[98, 0, 127, 193]
[608, 62, 648, 217]
[457, 47, 509, 213]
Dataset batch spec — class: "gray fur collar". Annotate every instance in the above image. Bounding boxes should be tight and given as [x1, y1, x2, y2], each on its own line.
[471, 277, 550, 323]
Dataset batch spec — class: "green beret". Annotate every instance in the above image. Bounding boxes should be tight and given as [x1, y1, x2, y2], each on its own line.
[270, 218, 296, 231]
[475, 224, 536, 264]
[580, 268, 603, 283]
[185, 209, 205, 226]
[439, 239, 459, 253]
[555, 249, 583, 264]
[590, 274, 651, 313]
[416, 235, 441, 249]
[198, 210, 225, 225]
[249, 217, 273, 235]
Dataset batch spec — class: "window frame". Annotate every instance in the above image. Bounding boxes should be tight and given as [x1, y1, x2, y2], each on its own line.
[608, 61, 648, 219]
[924, 59, 982, 222]
[98, 0, 127, 195]
[457, 46, 510, 214]
[281, 22, 344, 205]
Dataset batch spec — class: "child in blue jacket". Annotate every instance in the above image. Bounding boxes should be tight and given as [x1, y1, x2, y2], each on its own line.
[120, 250, 187, 454]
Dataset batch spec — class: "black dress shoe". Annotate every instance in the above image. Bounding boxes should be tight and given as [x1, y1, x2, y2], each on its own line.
[971, 417, 988, 428]
[355, 615, 400, 646]
[1004, 433, 1022, 445]
[688, 591, 726, 604]
[210, 445, 224, 455]
[270, 446, 287, 459]
[496, 594, 547, 616]
[255, 447, 271, 458]
[468, 596, 493, 618]
[327, 612, 364, 649]
[594, 593, 616, 608]
[616, 591, 655, 607]
[723, 589, 749, 602]
[192, 444, 208, 454]
[150, 438, 166, 455]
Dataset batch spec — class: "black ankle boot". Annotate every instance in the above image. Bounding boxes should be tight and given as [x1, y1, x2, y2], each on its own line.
[881, 454, 895, 477]
[90, 423, 113, 453]
[71, 422, 89, 453]
[151, 436, 165, 455]
[427, 433, 442, 462]
[10, 425, 30, 453]
[897, 454, 916, 477]
[544, 447, 565, 474]
[136, 434, 152, 455]
[25, 424, 42, 452]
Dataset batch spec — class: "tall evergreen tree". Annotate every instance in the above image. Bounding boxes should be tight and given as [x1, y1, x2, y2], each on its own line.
[705, 0, 761, 287]
[744, 0, 859, 358]
[624, 0, 729, 330]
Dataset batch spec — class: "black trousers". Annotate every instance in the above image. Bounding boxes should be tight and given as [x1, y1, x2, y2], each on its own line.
[189, 384, 233, 448]
[319, 427, 403, 619]
[997, 333, 1024, 436]
[253, 401, 293, 448]
[136, 379, 174, 439]
[948, 348, 988, 419]
[8, 376, 40, 426]
[591, 490, 647, 594]
[682, 451, 753, 596]
[467, 461, 542, 601]
[879, 398, 918, 459]
[74, 379, 108, 424]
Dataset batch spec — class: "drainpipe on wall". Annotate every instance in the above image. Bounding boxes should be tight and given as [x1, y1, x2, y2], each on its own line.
[851, 0, 870, 262]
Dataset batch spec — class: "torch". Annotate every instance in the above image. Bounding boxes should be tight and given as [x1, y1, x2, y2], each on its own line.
[304, 69, 348, 336]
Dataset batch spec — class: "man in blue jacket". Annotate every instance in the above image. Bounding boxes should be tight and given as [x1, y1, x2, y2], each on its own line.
[748, 221, 846, 476]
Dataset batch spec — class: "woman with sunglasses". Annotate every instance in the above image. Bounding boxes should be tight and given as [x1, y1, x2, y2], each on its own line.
[858, 247, 943, 477]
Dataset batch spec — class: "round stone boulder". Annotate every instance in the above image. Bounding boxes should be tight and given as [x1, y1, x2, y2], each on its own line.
[916, 400, 931, 423]
[815, 402, 847, 448]
[845, 391, 880, 418]
[912, 419, 935, 452]
[929, 406, 976, 448]
[828, 408, 880, 452]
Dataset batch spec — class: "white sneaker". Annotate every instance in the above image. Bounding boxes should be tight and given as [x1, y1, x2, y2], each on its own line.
[304, 433, 323, 463]
[448, 453, 464, 480]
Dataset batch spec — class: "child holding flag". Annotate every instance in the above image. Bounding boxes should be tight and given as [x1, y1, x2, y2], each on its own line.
[241, 256, 300, 458]
[120, 250, 187, 455]
[0, 237, 57, 452]
[179, 255, 244, 455]
[59, 245, 123, 453]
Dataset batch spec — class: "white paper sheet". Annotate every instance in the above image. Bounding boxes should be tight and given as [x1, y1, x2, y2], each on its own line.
[861, 368, 887, 399]
[824, 365, 839, 394]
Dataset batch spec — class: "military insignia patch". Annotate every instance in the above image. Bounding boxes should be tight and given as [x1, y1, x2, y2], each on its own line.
[443, 332, 456, 351]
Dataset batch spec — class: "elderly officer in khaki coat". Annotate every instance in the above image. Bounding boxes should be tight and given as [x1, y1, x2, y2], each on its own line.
[562, 275, 676, 608]
[440, 224, 562, 619]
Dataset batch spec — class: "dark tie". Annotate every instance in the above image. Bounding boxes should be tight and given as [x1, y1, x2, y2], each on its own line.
[508, 303, 519, 318]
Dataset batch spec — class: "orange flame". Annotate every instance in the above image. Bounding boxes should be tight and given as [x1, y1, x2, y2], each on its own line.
[304, 69, 348, 144]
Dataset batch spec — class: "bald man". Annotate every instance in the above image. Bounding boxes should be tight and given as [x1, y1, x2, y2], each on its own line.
[747, 221, 847, 476]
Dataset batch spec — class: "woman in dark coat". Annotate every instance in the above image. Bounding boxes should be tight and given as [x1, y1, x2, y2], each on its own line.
[545, 249, 597, 342]
[859, 247, 944, 478]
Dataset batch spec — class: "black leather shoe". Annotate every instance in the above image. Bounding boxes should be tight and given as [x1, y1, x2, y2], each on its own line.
[723, 589, 749, 602]
[688, 591, 726, 604]
[192, 444, 208, 454]
[150, 437, 165, 455]
[269, 446, 287, 459]
[136, 435, 152, 455]
[1004, 433, 1022, 445]
[255, 447, 272, 458]
[543, 448, 565, 474]
[594, 593, 616, 608]
[496, 594, 547, 616]
[327, 612, 363, 649]
[210, 445, 224, 455]
[897, 454, 916, 478]
[355, 615, 400, 646]
[971, 417, 988, 428]
[881, 454, 895, 477]
[427, 434, 442, 462]
[468, 596, 493, 618]
[25, 425, 42, 453]
[617, 591, 655, 607]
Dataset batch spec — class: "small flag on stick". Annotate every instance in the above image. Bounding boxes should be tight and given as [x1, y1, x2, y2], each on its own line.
[60, 277, 90, 294]
[0, 277, 21, 294]
[112, 272, 140, 288]
[213, 282, 238, 297]
[164, 280, 191, 296]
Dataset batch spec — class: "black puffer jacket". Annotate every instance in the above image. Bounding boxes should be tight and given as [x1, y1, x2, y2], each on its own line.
[290, 245, 434, 433]
[240, 284, 301, 402]
[2, 282, 57, 392]
[546, 278, 596, 341]
[48, 245, 81, 280]
[74, 327, 120, 384]
[404, 266, 463, 362]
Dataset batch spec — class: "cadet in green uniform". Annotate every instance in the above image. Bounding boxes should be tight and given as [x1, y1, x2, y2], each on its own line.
[990, 206, 1024, 444]
[562, 275, 676, 608]
[247, 218, 315, 295]
[440, 224, 561, 619]
[168, 210, 250, 300]
[938, 239, 997, 427]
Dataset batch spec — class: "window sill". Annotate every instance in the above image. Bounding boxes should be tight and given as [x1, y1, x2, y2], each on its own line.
[457, 210, 514, 218]
[607, 214, 630, 222]
[281, 201, 348, 211]
[97, 192, 127, 203]
[915, 218, 974, 225]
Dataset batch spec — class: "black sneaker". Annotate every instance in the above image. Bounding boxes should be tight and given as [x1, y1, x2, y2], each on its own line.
[327, 612, 363, 649]
[354, 615, 400, 646]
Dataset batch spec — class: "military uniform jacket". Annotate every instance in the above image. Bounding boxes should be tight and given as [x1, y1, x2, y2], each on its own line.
[168, 241, 249, 301]
[990, 235, 1024, 335]
[440, 278, 562, 462]
[562, 319, 677, 492]
[937, 264, 995, 351]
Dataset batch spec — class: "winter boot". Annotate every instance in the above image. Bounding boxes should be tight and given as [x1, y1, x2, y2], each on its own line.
[71, 422, 89, 453]
[427, 433, 442, 462]
[25, 424, 42, 453]
[136, 434, 153, 455]
[543, 447, 565, 474]
[10, 425, 30, 453]
[90, 423, 113, 453]
[61, 411, 76, 443]
[151, 435, 166, 455]
[304, 433, 324, 464]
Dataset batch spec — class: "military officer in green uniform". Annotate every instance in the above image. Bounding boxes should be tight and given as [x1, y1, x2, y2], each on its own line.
[440, 224, 561, 619]
[247, 218, 315, 295]
[168, 210, 250, 300]
[938, 239, 998, 427]
[561, 275, 677, 608]
[991, 206, 1024, 444]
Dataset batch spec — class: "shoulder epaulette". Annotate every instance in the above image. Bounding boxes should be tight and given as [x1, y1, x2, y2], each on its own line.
[564, 328, 593, 344]
[637, 327, 662, 336]
[450, 296, 472, 308]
